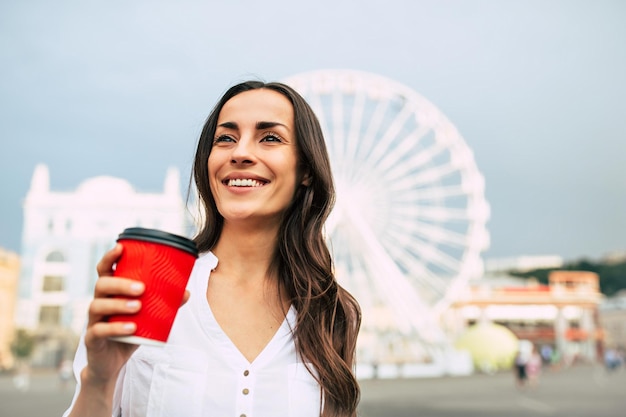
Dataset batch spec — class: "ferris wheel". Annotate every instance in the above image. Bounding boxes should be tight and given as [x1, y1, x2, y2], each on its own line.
[283, 70, 490, 358]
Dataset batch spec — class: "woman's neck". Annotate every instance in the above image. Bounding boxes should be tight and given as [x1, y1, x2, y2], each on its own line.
[209, 221, 290, 311]
[211, 221, 279, 284]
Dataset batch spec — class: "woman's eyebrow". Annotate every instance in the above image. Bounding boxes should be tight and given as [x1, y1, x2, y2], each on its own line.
[256, 121, 289, 131]
[217, 121, 238, 129]
[217, 121, 289, 131]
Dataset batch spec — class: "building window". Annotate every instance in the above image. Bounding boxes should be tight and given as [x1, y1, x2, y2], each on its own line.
[45, 251, 66, 263]
[42, 275, 64, 292]
[39, 306, 62, 326]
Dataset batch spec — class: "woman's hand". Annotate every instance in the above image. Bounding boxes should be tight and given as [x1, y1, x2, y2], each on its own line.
[67, 244, 144, 416]
[81, 244, 191, 386]
[81, 243, 144, 386]
[68, 244, 190, 417]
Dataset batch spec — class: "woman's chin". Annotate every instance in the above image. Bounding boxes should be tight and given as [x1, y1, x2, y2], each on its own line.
[221, 210, 277, 225]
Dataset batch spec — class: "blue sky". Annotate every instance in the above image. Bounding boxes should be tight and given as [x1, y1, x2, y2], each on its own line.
[1, 0, 625, 261]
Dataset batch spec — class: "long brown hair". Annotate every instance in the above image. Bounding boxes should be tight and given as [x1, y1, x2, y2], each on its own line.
[191, 81, 361, 416]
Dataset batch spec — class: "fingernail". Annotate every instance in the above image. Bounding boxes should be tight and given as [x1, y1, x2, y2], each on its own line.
[130, 283, 144, 293]
[126, 300, 140, 309]
[122, 323, 136, 332]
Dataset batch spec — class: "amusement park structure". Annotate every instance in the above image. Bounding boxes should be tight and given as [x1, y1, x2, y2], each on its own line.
[284, 70, 491, 374]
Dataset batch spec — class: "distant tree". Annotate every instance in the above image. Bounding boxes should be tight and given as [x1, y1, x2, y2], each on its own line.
[11, 329, 35, 360]
[509, 259, 626, 296]
[595, 261, 626, 296]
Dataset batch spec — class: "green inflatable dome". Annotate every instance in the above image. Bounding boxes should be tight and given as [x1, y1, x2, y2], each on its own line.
[454, 323, 519, 373]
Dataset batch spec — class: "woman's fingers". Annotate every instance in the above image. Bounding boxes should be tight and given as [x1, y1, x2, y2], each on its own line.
[93, 277, 145, 298]
[96, 244, 123, 277]
[89, 321, 137, 339]
[89, 298, 141, 317]
[86, 293, 142, 328]
[88, 276, 144, 328]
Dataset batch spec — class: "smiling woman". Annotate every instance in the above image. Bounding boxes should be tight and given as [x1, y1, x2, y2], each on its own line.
[62, 81, 361, 417]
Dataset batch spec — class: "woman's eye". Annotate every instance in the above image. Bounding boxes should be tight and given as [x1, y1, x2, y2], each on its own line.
[213, 135, 235, 145]
[261, 133, 283, 143]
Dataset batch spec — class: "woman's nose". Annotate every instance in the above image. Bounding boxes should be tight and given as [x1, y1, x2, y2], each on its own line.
[230, 137, 255, 165]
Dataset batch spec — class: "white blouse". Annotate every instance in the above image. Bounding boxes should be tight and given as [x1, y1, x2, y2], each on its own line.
[62, 252, 322, 417]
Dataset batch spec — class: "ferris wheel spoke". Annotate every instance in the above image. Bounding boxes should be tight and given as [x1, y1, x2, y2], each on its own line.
[380, 251, 450, 309]
[344, 91, 367, 163]
[342, 201, 440, 318]
[412, 222, 472, 248]
[359, 244, 446, 340]
[381, 235, 450, 294]
[387, 217, 471, 249]
[353, 97, 390, 175]
[366, 217, 452, 290]
[389, 204, 472, 225]
[383, 225, 464, 273]
[411, 161, 462, 185]
[359, 105, 414, 169]
[350, 124, 432, 184]
[335, 241, 373, 305]
[389, 163, 460, 192]
[408, 239, 463, 276]
[395, 184, 468, 203]
[384, 215, 435, 236]
[374, 125, 432, 175]
[386, 214, 471, 243]
[331, 90, 346, 161]
[382, 141, 449, 184]
[415, 206, 474, 222]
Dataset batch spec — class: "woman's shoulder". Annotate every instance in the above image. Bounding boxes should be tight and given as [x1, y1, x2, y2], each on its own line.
[193, 251, 219, 271]
[183, 251, 218, 291]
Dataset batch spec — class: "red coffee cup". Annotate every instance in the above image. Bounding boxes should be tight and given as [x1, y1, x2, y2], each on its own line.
[108, 227, 198, 346]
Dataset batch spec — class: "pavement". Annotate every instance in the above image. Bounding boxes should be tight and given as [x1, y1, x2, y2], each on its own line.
[358, 363, 626, 417]
[1, 363, 624, 417]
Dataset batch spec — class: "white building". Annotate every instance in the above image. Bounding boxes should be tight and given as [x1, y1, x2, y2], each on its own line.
[15, 164, 192, 365]
[484, 255, 564, 274]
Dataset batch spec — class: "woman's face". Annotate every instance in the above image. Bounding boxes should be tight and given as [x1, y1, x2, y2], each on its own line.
[208, 88, 303, 226]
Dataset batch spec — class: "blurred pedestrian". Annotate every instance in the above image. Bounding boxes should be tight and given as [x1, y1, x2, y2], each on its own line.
[540, 344, 553, 368]
[58, 358, 73, 390]
[13, 361, 31, 392]
[604, 347, 622, 372]
[550, 348, 562, 371]
[514, 350, 528, 388]
[526, 346, 542, 387]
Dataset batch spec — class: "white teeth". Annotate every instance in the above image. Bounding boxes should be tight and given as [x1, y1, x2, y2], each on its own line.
[227, 178, 263, 187]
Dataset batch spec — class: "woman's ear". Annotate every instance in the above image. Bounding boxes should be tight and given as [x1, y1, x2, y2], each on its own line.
[301, 171, 312, 186]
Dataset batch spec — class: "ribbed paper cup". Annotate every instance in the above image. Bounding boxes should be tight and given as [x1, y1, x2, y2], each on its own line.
[108, 227, 198, 346]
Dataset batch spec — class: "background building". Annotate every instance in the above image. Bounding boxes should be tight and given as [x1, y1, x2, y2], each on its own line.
[448, 270, 604, 364]
[599, 290, 626, 350]
[0, 248, 20, 370]
[15, 164, 192, 366]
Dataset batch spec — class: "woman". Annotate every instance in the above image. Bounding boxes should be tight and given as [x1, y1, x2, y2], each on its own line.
[63, 81, 361, 417]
